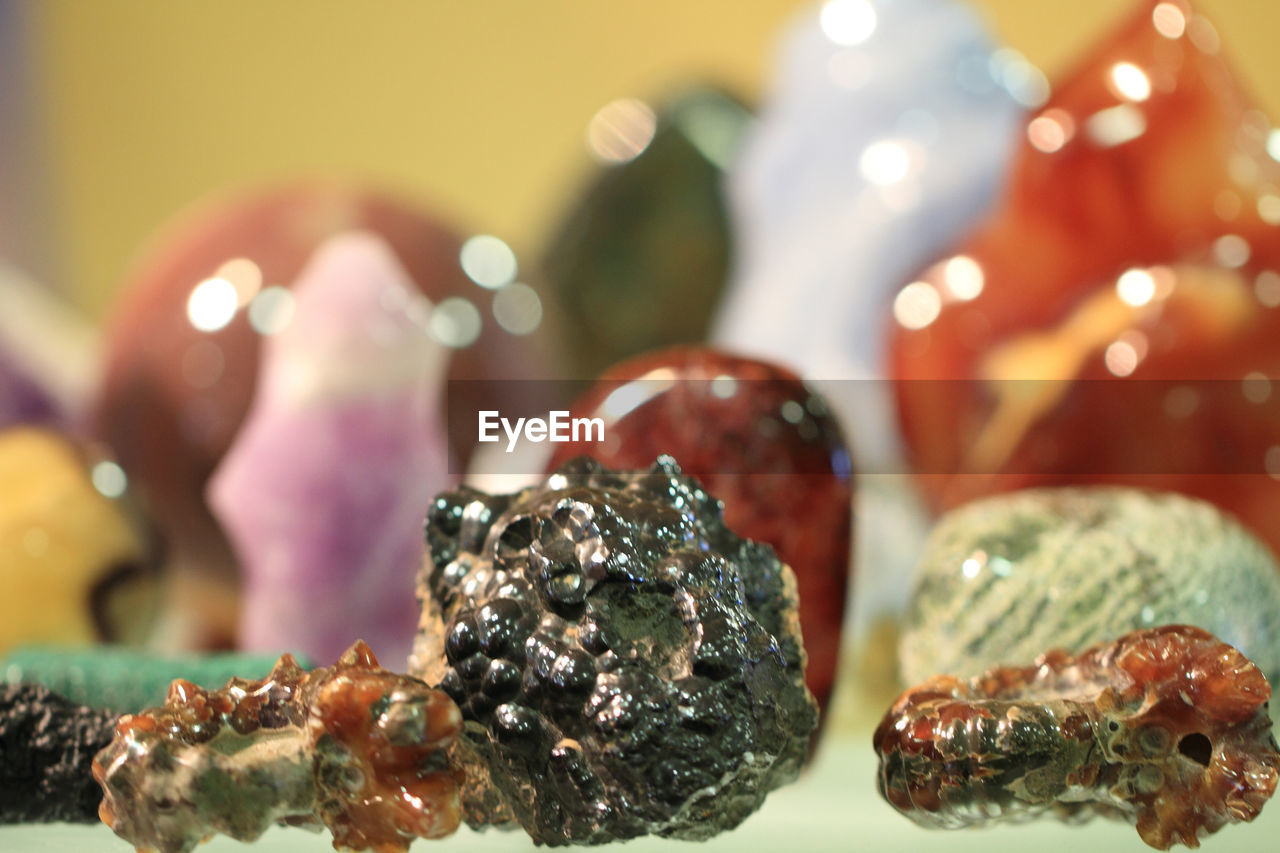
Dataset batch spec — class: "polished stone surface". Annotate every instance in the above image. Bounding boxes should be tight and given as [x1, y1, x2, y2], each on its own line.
[91, 183, 547, 642]
[0, 428, 160, 656]
[890, 1, 1280, 553]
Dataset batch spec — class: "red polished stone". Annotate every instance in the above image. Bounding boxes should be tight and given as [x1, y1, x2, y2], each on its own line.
[90, 182, 548, 637]
[545, 346, 853, 723]
[875, 625, 1280, 849]
[888, 1, 1280, 552]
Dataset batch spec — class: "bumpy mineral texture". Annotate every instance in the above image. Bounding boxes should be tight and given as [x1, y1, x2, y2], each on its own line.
[0, 683, 117, 823]
[413, 456, 817, 844]
[899, 487, 1280, 687]
[93, 641, 462, 853]
[876, 625, 1280, 849]
[545, 347, 853, 724]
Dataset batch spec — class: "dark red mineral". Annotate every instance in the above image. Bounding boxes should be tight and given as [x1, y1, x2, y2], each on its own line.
[545, 347, 853, 722]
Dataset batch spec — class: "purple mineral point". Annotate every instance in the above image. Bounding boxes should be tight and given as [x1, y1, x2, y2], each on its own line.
[0, 345, 60, 428]
[209, 233, 452, 668]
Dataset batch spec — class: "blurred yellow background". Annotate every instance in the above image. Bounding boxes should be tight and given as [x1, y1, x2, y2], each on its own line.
[21, 0, 1280, 316]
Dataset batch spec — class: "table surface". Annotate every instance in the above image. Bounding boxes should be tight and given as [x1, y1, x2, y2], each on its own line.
[4, 731, 1276, 853]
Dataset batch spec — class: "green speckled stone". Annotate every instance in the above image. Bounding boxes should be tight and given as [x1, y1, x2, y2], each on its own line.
[0, 646, 312, 713]
[900, 488, 1280, 686]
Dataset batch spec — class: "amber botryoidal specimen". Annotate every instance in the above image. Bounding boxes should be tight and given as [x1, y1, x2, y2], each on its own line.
[413, 456, 818, 845]
[875, 625, 1280, 849]
[92, 641, 462, 853]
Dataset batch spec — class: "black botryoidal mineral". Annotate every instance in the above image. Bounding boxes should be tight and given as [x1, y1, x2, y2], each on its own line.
[411, 456, 817, 845]
[0, 682, 117, 823]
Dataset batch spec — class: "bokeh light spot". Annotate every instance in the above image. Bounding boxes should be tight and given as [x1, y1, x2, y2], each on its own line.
[430, 297, 482, 348]
[820, 0, 876, 46]
[492, 282, 543, 335]
[248, 286, 296, 336]
[587, 98, 657, 164]
[186, 277, 239, 332]
[91, 461, 128, 499]
[894, 282, 941, 330]
[460, 235, 517, 289]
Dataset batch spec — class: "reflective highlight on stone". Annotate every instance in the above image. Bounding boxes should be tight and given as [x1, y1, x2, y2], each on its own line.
[93, 642, 462, 853]
[545, 347, 853, 722]
[900, 488, 1280, 687]
[413, 457, 817, 844]
[876, 625, 1280, 849]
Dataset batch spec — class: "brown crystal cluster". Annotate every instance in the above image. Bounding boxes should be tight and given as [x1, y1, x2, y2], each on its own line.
[92, 641, 462, 853]
[874, 625, 1280, 849]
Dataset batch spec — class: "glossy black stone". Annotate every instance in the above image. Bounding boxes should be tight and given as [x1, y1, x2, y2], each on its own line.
[415, 456, 816, 844]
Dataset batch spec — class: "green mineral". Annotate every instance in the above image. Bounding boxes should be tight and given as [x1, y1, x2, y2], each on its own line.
[0, 646, 311, 712]
[541, 87, 751, 379]
[900, 488, 1280, 686]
